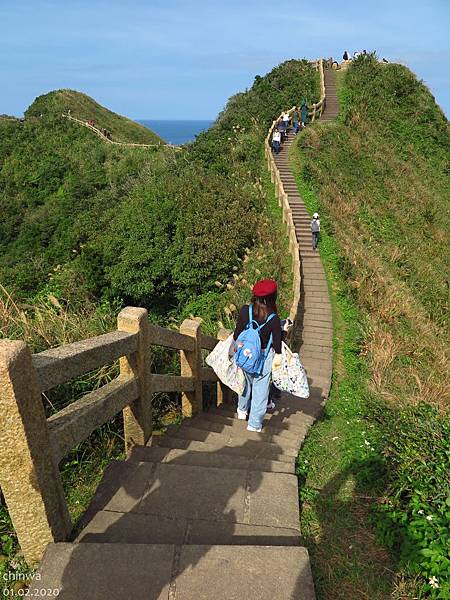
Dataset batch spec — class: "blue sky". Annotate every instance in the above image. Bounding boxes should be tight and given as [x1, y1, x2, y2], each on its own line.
[1, 0, 449, 119]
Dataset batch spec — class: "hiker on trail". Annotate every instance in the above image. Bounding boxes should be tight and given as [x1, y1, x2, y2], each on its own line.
[232, 279, 283, 432]
[343, 50, 349, 61]
[282, 111, 290, 131]
[311, 212, 321, 250]
[300, 102, 308, 127]
[278, 118, 287, 142]
[272, 129, 281, 154]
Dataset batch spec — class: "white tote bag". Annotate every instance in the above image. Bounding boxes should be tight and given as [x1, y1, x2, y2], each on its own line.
[205, 334, 246, 396]
[272, 342, 309, 398]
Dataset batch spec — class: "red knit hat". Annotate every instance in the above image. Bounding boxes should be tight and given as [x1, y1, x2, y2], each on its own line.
[252, 279, 278, 297]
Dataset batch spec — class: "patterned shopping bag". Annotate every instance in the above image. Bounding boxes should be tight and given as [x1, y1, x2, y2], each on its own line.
[205, 334, 246, 396]
[272, 342, 309, 398]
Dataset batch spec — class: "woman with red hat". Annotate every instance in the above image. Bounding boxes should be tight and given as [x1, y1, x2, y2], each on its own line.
[232, 279, 283, 432]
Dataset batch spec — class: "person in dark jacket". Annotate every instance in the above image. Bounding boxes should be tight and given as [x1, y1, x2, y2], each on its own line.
[300, 101, 309, 126]
[232, 279, 283, 432]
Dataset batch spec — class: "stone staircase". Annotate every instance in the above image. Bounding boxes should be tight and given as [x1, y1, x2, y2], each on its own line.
[30, 69, 338, 600]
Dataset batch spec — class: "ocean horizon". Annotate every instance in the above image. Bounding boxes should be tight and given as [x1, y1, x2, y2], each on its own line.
[137, 119, 214, 145]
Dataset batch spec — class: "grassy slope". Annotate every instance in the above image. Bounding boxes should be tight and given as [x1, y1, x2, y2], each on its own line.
[291, 57, 449, 599]
[25, 89, 163, 144]
[295, 57, 449, 409]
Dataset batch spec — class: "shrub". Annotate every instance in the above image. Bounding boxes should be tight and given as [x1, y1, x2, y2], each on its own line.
[374, 403, 450, 598]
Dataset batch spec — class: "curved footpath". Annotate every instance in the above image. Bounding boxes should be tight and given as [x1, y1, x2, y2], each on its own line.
[32, 70, 338, 600]
[62, 113, 180, 149]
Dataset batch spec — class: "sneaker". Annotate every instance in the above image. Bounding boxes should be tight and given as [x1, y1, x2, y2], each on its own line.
[267, 401, 276, 411]
[247, 424, 262, 433]
[237, 409, 248, 420]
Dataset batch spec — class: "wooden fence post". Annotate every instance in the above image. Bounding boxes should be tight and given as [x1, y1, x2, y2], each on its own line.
[118, 307, 153, 453]
[0, 340, 72, 566]
[180, 319, 202, 417]
[216, 328, 232, 406]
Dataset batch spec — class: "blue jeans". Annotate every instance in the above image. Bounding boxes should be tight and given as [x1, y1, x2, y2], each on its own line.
[238, 351, 274, 429]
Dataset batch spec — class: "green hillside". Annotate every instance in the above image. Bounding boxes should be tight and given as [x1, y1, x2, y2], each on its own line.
[291, 56, 449, 599]
[25, 89, 163, 144]
[0, 60, 318, 322]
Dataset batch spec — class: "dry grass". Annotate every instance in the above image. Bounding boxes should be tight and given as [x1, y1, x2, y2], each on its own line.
[0, 284, 115, 352]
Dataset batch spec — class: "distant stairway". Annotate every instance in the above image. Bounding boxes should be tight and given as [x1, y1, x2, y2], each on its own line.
[272, 68, 338, 393]
[321, 68, 339, 121]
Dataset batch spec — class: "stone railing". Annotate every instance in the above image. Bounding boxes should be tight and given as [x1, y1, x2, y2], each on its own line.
[263, 58, 325, 321]
[309, 58, 326, 121]
[264, 114, 300, 322]
[0, 309, 230, 564]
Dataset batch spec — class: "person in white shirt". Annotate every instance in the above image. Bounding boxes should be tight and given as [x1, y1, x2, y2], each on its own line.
[310, 212, 321, 250]
[282, 111, 290, 136]
[272, 129, 281, 154]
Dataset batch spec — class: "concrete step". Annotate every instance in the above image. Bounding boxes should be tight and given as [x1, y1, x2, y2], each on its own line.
[80, 461, 300, 532]
[205, 406, 313, 432]
[302, 320, 333, 330]
[128, 445, 296, 474]
[198, 409, 309, 435]
[301, 340, 333, 351]
[77, 510, 301, 546]
[152, 434, 296, 463]
[32, 543, 315, 600]
[301, 314, 332, 323]
[168, 415, 301, 441]
[163, 424, 299, 454]
[211, 396, 322, 425]
[301, 335, 333, 346]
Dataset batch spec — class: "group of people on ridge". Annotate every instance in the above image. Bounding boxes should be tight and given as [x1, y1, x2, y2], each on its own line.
[271, 102, 309, 154]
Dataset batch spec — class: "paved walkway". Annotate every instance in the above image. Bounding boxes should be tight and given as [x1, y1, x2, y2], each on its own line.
[32, 69, 338, 600]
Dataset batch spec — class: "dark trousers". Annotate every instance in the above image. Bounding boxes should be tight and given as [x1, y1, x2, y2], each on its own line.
[272, 141, 280, 154]
[312, 231, 320, 249]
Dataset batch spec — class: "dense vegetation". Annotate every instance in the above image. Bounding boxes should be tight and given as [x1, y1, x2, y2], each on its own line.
[291, 56, 449, 599]
[0, 60, 318, 322]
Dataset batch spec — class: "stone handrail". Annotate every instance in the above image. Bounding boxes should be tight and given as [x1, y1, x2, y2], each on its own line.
[265, 109, 300, 322]
[0, 308, 230, 564]
[308, 58, 326, 121]
[61, 114, 181, 150]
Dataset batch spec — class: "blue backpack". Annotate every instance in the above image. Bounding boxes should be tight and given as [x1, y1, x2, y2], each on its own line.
[234, 305, 275, 375]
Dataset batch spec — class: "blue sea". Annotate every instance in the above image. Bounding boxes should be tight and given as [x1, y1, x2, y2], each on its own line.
[138, 120, 214, 145]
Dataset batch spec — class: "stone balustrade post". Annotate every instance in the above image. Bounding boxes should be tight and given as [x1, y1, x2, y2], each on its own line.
[0, 341, 72, 566]
[180, 319, 203, 417]
[118, 307, 153, 453]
